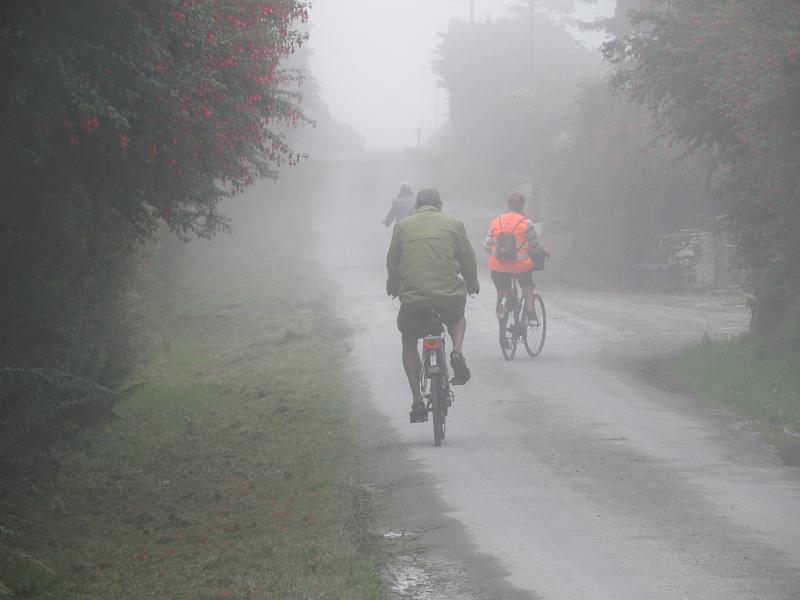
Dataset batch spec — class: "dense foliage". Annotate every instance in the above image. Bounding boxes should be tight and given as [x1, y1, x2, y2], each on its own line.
[556, 80, 719, 278]
[0, 1, 309, 460]
[603, 0, 800, 344]
[434, 9, 600, 197]
[434, 6, 717, 284]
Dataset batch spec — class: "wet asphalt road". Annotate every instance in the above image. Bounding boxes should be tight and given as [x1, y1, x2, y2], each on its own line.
[306, 153, 800, 600]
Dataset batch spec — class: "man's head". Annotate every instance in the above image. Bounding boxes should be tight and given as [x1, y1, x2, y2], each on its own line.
[399, 181, 413, 194]
[508, 192, 526, 212]
[416, 188, 443, 210]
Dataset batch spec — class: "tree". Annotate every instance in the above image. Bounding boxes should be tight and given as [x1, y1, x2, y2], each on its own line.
[0, 0, 310, 376]
[602, 0, 800, 345]
[2, 0, 309, 238]
[434, 9, 601, 196]
[555, 79, 720, 280]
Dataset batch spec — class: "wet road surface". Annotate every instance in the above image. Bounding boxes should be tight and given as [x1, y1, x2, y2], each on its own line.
[307, 153, 800, 600]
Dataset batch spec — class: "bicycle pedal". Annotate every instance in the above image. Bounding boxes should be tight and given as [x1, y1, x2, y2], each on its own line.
[409, 409, 428, 423]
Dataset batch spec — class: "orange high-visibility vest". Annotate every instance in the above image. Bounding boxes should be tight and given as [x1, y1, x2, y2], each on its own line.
[488, 212, 533, 273]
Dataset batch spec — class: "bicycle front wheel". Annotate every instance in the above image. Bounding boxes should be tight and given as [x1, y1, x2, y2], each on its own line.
[431, 373, 446, 446]
[523, 293, 546, 357]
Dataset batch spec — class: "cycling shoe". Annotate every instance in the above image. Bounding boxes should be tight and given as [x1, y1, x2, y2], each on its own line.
[449, 351, 471, 383]
[409, 402, 428, 423]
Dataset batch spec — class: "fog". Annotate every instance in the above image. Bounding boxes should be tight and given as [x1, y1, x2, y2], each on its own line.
[307, 0, 616, 150]
[3, 1, 800, 598]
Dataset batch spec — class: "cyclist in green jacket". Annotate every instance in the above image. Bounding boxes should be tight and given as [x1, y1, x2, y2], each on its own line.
[386, 188, 479, 422]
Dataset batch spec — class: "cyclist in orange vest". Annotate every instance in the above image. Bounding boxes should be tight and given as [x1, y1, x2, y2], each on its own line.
[484, 192, 542, 343]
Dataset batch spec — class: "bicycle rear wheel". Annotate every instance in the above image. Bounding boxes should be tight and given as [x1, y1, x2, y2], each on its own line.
[431, 373, 446, 446]
[523, 293, 546, 357]
[500, 305, 518, 360]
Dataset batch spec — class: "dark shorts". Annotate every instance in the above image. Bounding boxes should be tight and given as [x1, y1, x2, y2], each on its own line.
[397, 296, 467, 339]
[491, 270, 534, 292]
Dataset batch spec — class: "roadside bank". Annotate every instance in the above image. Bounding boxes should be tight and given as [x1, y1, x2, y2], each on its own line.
[673, 335, 800, 465]
[0, 174, 387, 599]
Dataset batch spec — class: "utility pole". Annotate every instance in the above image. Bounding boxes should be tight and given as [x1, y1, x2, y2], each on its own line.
[528, 0, 539, 221]
[434, 86, 439, 131]
[470, 0, 475, 24]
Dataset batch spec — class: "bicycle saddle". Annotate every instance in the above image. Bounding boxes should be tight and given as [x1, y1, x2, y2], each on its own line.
[422, 309, 445, 336]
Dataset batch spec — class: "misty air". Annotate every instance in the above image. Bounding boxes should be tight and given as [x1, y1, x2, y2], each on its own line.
[2, 1, 799, 598]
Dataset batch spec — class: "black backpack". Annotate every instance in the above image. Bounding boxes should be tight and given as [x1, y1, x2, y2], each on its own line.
[495, 215, 526, 262]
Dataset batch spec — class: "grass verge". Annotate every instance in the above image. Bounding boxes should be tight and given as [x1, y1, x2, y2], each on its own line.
[0, 187, 385, 599]
[673, 335, 800, 431]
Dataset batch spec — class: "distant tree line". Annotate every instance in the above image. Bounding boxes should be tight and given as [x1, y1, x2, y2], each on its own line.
[434, 6, 716, 281]
[603, 0, 800, 347]
[435, 7, 600, 195]
[0, 1, 309, 468]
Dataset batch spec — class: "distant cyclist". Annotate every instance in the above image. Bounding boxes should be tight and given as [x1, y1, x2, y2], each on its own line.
[484, 192, 545, 345]
[383, 182, 416, 227]
[386, 188, 479, 422]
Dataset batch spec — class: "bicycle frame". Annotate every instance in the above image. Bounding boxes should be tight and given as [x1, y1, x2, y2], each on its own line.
[420, 324, 452, 446]
[420, 333, 449, 398]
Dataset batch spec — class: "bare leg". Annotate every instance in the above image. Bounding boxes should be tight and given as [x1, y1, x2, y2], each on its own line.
[495, 291, 506, 319]
[495, 290, 509, 345]
[402, 333, 423, 405]
[446, 316, 466, 354]
[446, 316, 470, 382]
[522, 284, 536, 315]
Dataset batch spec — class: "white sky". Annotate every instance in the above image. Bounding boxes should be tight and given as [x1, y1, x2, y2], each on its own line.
[307, 0, 616, 150]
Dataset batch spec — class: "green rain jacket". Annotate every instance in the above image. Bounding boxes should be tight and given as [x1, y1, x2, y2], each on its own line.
[386, 205, 478, 305]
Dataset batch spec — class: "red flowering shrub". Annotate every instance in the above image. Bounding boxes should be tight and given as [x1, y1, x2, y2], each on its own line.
[0, 1, 310, 377]
[2, 0, 309, 238]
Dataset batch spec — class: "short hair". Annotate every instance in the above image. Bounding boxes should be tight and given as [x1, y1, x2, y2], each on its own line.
[508, 192, 526, 212]
[416, 188, 443, 210]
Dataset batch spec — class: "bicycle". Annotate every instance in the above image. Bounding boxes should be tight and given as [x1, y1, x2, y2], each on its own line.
[498, 277, 546, 360]
[419, 309, 460, 446]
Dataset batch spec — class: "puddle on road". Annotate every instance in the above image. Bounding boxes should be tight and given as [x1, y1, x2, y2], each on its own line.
[388, 559, 432, 598]
[385, 556, 476, 600]
[381, 529, 420, 540]
[383, 530, 405, 540]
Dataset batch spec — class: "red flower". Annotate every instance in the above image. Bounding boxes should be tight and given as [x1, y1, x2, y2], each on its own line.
[80, 115, 100, 133]
[69, 135, 80, 146]
[118, 134, 130, 157]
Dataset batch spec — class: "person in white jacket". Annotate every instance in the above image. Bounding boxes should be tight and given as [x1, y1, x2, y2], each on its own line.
[383, 182, 416, 227]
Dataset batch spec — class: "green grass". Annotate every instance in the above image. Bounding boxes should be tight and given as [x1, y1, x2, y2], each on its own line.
[674, 335, 800, 430]
[0, 193, 385, 599]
